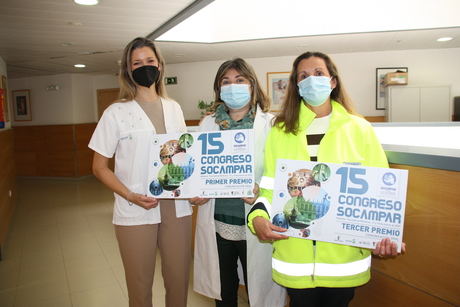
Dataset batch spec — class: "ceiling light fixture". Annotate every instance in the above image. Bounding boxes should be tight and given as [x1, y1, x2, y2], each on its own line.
[74, 64, 86, 68]
[437, 37, 453, 42]
[74, 0, 99, 5]
[152, 0, 460, 43]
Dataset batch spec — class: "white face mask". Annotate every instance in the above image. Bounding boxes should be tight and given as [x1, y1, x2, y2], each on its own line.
[220, 84, 251, 109]
[298, 76, 332, 106]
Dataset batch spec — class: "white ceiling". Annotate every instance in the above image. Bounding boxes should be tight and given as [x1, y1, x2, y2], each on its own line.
[1, 0, 459, 79]
[0, 0, 195, 78]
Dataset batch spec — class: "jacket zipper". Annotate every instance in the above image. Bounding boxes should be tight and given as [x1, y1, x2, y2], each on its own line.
[312, 240, 316, 281]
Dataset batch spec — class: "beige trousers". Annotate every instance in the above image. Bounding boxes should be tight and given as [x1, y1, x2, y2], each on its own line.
[115, 201, 192, 307]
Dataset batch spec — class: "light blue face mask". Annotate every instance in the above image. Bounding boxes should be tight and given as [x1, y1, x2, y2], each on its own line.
[220, 84, 251, 110]
[297, 76, 332, 107]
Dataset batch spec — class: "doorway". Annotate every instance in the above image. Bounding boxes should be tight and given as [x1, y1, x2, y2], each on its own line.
[97, 88, 120, 119]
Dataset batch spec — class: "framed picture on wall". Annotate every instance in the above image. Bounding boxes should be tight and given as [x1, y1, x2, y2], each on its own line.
[267, 71, 290, 113]
[12, 89, 32, 121]
[0, 75, 8, 122]
[375, 67, 408, 110]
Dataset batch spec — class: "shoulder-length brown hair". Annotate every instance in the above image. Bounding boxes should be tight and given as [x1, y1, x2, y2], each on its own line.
[275, 51, 357, 134]
[118, 37, 167, 101]
[213, 58, 270, 112]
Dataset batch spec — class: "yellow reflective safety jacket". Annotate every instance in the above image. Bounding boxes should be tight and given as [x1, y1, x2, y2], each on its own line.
[248, 100, 388, 289]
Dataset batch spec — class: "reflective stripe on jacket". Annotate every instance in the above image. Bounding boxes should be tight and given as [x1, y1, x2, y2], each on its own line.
[248, 100, 388, 289]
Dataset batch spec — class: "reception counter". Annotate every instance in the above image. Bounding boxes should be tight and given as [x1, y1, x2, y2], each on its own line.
[351, 122, 460, 307]
[186, 122, 460, 306]
[373, 122, 460, 171]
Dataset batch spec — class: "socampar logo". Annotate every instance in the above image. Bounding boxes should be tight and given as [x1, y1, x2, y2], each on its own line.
[234, 132, 246, 144]
[382, 172, 396, 186]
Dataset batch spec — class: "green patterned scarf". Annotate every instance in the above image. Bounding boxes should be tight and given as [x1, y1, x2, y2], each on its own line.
[214, 103, 255, 130]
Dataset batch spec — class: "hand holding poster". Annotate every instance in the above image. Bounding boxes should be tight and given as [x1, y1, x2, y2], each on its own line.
[147, 129, 255, 198]
[271, 160, 408, 252]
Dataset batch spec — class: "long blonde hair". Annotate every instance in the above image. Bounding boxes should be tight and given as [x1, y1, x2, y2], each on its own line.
[213, 58, 270, 112]
[118, 37, 167, 101]
[275, 52, 357, 134]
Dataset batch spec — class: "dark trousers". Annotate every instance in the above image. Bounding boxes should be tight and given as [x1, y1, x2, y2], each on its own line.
[215, 233, 248, 307]
[287, 287, 355, 307]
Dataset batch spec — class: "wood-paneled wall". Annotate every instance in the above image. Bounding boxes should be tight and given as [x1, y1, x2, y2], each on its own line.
[352, 164, 460, 307]
[185, 119, 200, 126]
[0, 129, 16, 258]
[364, 116, 385, 122]
[75, 123, 98, 176]
[14, 123, 96, 177]
[14, 121, 202, 178]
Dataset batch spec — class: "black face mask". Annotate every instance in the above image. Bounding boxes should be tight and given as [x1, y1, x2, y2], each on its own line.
[132, 65, 160, 88]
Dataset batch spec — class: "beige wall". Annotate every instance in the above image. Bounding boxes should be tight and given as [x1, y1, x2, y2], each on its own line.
[166, 48, 460, 119]
[9, 74, 74, 126]
[7, 48, 460, 123]
[9, 73, 119, 126]
[71, 74, 95, 124]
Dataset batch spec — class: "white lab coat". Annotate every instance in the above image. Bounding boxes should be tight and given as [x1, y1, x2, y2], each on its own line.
[88, 98, 192, 225]
[193, 106, 287, 307]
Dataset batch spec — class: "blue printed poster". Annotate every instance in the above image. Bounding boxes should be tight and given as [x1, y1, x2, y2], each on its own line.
[271, 160, 408, 252]
[147, 129, 255, 199]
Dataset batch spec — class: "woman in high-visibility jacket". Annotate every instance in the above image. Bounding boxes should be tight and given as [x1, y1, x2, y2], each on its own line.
[247, 51, 406, 307]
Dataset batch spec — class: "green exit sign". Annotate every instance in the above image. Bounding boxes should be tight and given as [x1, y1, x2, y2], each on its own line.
[165, 77, 177, 85]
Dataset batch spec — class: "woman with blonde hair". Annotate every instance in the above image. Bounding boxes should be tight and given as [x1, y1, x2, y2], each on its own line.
[191, 58, 287, 307]
[89, 37, 192, 307]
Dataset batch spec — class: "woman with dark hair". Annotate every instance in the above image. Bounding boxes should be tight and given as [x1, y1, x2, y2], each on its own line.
[89, 37, 192, 307]
[192, 58, 286, 307]
[247, 51, 405, 307]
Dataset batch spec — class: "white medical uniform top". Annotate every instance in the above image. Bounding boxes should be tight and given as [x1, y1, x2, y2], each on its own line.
[88, 98, 192, 225]
[193, 106, 287, 307]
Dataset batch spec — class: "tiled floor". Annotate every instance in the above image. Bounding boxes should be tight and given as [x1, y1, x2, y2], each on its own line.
[0, 177, 249, 307]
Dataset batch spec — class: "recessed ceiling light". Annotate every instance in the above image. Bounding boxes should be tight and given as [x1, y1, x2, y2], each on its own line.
[74, 0, 99, 5]
[74, 64, 86, 68]
[437, 37, 453, 42]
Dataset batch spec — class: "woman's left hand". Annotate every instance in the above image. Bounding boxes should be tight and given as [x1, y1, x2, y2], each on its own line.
[242, 184, 259, 205]
[372, 238, 406, 258]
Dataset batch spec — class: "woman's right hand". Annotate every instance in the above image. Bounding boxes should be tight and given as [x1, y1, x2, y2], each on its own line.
[188, 197, 210, 206]
[127, 192, 159, 210]
[253, 216, 289, 241]
[92, 153, 158, 210]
